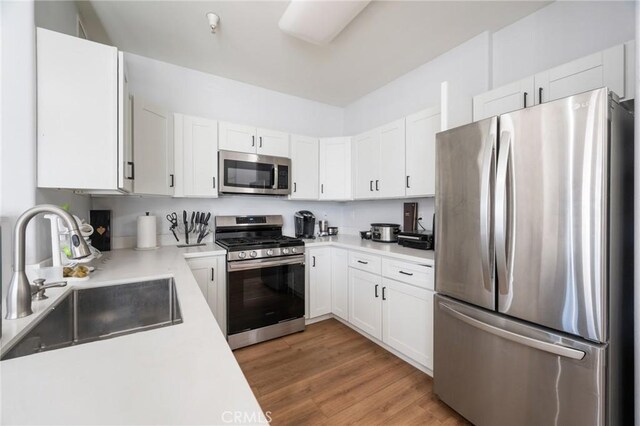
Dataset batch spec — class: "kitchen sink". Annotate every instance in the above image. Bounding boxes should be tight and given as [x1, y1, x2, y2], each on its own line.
[1, 278, 182, 361]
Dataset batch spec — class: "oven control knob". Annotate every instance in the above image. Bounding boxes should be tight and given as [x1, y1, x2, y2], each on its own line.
[238, 252, 246, 259]
[282, 248, 290, 255]
[291, 247, 297, 253]
[266, 249, 274, 256]
[250, 251, 257, 258]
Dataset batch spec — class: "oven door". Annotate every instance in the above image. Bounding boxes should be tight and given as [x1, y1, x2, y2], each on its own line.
[227, 255, 305, 336]
[219, 150, 290, 195]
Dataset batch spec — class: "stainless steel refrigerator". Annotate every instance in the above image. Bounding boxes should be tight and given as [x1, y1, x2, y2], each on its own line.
[434, 88, 634, 426]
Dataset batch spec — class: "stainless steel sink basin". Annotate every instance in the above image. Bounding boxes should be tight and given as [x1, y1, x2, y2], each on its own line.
[1, 278, 182, 361]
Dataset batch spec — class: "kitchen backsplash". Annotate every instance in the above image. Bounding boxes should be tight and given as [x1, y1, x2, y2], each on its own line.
[90, 196, 434, 249]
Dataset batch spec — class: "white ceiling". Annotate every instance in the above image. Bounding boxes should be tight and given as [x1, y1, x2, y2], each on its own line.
[88, 1, 550, 106]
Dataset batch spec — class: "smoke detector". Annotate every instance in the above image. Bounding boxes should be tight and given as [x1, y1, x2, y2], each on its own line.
[206, 12, 220, 33]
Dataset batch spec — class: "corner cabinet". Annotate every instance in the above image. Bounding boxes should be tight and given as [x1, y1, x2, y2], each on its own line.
[132, 97, 174, 195]
[219, 121, 290, 158]
[319, 137, 352, 200]
[405, 107, 440, 197]
[174, 114, 218, 198]
[186, 255, 227, 334]
[36, 27, 133, 192]
[290, 135, 319, 200]
[308, 247, 332, 318]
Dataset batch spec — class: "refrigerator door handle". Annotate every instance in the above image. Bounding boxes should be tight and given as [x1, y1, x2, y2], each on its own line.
[479, 128, 496, 292]
[440, 303, 586, 360]
[496, 130, 511, 297]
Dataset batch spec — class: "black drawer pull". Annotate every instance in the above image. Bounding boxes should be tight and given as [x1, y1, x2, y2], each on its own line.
[357, 260, 368, 265]
[399, 271, 413, 276]
[375, 284, 379, 298]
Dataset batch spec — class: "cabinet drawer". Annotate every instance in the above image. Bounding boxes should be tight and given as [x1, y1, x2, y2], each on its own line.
[349, 251, 382, 274]
[382, 258, 433, 290]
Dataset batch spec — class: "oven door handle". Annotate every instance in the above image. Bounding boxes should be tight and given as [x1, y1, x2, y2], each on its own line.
[227, 255, 305, 271]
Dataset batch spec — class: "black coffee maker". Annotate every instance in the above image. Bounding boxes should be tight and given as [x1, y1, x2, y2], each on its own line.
[294, 211, 316, 238]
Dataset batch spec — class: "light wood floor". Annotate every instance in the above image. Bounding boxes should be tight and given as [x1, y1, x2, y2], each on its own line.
[234, 318, 470, 425]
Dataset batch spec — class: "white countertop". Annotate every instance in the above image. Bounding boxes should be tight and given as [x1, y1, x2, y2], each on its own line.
[303, 235, 434, 264]
[1, 244, 266, 425]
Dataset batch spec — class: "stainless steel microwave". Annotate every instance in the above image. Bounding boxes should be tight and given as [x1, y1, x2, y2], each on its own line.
[218, 150, 291, 196]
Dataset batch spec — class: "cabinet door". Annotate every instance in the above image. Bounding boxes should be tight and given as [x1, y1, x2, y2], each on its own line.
[187, 256, 225, 333]
[382, 278, 433, 369]
[132, 98, 173, 195]
[319, 137, 352, 200]
[405, 107, 440, 197]
[290, 135, 319, 200]
[37, 28, 119, 190]
[378, 119, 406, 198]
[353, 129, 380, 199]
[219, 121, 256, 153]
[309, 247, 332, 318]
[535, 44, 624, 104]
[331, 248, 349, 320]
[118, 52, 134, 193]
[257, 128, 290, 157]
[472, 77, 534, 121]
[183, 115, 218, 197]
[348, 268, 382, 339]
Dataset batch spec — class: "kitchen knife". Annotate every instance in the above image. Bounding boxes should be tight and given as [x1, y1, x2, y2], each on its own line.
[189, 212, 195, 233]
[195, 212, 201, 233]
[183, 210, 189, 244]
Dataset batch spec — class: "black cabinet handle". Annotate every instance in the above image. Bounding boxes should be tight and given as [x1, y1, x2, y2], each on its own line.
[127, 162, 135, 180]
[312, 256, 316, 267]
[399, 271, 413, 276]
[382, 287, 386, 300]
[252, 135, 255, 147]
[375, 284, 379, 298]
[369, 180, 373, 191]
[406, 176, 410, 188]
[213, 177, 216, 188]
[211, 268, 215, 281]
[375, 180, 379, 191]
[170, 174, 175, 188]
[357, 260, 368, 265]
[523, 92, 528, 107]
[294, 182, 297, 193]
[538, 87, 543, 104]
[259, 136, 263, 148]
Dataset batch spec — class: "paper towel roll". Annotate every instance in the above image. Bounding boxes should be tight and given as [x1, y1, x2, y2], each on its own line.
[136, 213, 158, 249]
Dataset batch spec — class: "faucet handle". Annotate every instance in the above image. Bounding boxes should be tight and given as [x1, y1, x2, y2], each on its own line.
[31, 279, 67, 301]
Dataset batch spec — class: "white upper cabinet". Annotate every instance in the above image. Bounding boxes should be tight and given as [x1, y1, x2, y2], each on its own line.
[534, 44, 625, 104]
[378, 119, 406, 198]
[353, 129, 380, 199]
[218, 121, 256, 154]
[174, 114, 218, 198]
[319, 137, 352, 200]
[353, 118, 406, 200]
[219, 122, 290, 157]
[257, 128, 290, 157]
[290, 135, 319, 200]
[405, 107, 440, 197]
[36, 28, 131, 192]
[132, 97, 174, 196]
[473, 77, 534, 121]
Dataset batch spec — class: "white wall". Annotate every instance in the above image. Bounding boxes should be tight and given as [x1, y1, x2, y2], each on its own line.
[343, 32, 491, 135]
[492, 1, 636, 88]
[124, 53, 344, 137]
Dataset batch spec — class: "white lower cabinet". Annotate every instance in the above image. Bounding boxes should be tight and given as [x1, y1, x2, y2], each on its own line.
[187, 256, 226, 334]
[331, 248, 349, 320]
[308, 247, 332, 318]
[348, 268, 383, 340]
[382, 278, 434, 370]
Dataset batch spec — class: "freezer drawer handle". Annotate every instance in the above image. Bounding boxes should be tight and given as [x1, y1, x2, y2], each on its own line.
[440, 303, 586, 360]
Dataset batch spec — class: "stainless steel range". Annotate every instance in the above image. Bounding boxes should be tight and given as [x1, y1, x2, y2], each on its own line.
[215, 215, 305, 349]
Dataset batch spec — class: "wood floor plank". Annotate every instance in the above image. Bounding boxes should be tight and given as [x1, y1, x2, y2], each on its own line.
[234, 318, 469, 426]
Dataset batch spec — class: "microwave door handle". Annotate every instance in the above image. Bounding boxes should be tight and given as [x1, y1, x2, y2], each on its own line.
[272, 165, 278, 189]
